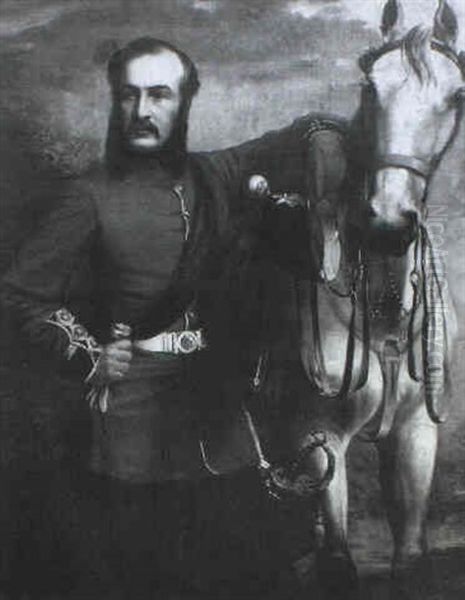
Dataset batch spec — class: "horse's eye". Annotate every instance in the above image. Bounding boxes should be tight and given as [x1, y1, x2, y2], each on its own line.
[447, 88, 465, 108]
[455, 87, 465, 103]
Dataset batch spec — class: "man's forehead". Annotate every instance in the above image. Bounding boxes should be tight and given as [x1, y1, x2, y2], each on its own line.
[122, 51, 185, 90]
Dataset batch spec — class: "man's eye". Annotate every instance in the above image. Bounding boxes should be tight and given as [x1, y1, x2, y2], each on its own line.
[120, 89, 137, 102]
[148, 89, 170, 101]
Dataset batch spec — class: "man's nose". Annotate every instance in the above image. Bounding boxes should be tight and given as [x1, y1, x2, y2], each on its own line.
[135, 92, 151, 119]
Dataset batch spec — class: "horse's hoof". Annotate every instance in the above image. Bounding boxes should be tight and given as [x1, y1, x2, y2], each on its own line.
[316, 550, 359, 600]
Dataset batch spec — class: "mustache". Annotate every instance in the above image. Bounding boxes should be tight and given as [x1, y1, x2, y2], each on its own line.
[127, 120, 159, 137]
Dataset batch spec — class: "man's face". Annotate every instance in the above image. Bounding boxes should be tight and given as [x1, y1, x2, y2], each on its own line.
[119, 50, 185, 153]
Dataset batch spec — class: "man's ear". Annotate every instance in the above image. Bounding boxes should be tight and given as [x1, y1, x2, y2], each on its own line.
[433, 0, 459, 48]
[380, 0, 406, 43]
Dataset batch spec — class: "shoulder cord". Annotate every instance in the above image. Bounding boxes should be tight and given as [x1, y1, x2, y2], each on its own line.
[172, 182, 191, 242]
[172, 182, 197, 331]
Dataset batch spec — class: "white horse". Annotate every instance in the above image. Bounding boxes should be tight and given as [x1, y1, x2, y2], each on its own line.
[255, 1, 464, 597]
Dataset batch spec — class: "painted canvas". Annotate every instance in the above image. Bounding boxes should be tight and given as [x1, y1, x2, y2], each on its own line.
[1, 1, 464, 598]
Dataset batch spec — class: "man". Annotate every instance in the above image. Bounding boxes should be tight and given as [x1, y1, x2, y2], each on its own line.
[1, 37, 344, 598]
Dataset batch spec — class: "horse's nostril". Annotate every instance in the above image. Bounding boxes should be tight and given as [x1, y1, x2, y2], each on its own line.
[362, 209, 419, 255]
[403, 210, 418, 227]
[401, 210, 419, 239]
[364, 205, 377, 219]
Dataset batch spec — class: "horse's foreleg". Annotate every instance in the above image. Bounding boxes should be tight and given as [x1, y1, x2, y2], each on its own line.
[377, 393, 437, 571]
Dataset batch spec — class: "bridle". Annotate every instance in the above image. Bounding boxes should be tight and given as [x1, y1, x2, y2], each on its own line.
[360, 38, 465, 183]
[359, 38, 465, 77]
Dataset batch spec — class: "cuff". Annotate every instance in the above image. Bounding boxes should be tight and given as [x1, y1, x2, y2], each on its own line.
[45, 308, 102, 380]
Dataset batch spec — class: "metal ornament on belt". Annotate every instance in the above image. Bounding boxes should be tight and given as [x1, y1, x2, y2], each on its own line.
[174, 330, 204, 354]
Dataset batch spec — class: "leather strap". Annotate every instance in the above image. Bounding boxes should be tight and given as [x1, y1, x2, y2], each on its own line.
[354, 261, 370, 391]
[421, 227, 450, 424]
[375, 338, 402, 439]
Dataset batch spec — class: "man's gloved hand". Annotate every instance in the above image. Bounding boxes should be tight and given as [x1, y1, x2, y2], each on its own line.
[88, 339, 133, 386]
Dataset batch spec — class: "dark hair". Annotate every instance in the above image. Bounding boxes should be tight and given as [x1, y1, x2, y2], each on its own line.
[105, 37, 200, 176]
[107, 37, 200, 103]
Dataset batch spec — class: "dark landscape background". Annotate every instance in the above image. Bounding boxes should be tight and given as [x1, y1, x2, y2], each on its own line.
[1, 0, 464, 587]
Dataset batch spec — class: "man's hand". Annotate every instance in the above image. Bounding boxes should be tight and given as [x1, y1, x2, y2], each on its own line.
[88, 339, 133, 386]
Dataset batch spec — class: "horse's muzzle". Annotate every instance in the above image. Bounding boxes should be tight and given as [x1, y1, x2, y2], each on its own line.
[363, 210, 418, 255]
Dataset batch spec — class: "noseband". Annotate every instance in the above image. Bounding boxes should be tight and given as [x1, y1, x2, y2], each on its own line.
[361, 38, 465, 183]
[375, 153, 434, 179]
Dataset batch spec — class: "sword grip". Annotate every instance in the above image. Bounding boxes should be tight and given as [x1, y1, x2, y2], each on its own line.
[111, 322, 132, 341]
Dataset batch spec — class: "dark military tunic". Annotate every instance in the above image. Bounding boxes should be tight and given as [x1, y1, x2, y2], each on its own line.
[1, 116, 318, 483]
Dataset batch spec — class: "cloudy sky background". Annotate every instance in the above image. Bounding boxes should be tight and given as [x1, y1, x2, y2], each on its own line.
[1, 0, 464, 520]
[1, 0, 465, 152]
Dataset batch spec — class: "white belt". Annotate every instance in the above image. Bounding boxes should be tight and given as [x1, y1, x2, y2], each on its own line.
[134, 329, 206, 355]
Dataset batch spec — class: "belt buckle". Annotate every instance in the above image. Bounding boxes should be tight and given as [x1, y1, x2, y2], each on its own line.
[174, 330, 204, 354]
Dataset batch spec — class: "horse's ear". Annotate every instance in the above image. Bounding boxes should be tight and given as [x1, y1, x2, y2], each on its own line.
[380, 0, 405, 42]
[433, 0, 458, 48]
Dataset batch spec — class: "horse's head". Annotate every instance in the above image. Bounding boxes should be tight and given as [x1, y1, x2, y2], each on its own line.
[355, 0, 464, 255]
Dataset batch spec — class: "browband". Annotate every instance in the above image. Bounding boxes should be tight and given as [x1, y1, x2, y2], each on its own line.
[360, 38, 465, 79]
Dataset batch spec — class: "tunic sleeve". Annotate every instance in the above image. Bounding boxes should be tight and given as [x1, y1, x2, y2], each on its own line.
[202, 114, 348, 275]
[201, 113, 348, 207]
[1, 182, 100, 380]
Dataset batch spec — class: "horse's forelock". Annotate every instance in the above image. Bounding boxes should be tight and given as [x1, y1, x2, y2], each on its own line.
[359, 26, 435, 85]
[401, 26, 434, 85]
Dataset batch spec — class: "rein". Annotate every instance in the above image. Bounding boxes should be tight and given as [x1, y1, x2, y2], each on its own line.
[376, 153, 434, 179]
[420, 224, 451, 423]
[301, 254, 370, 401]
